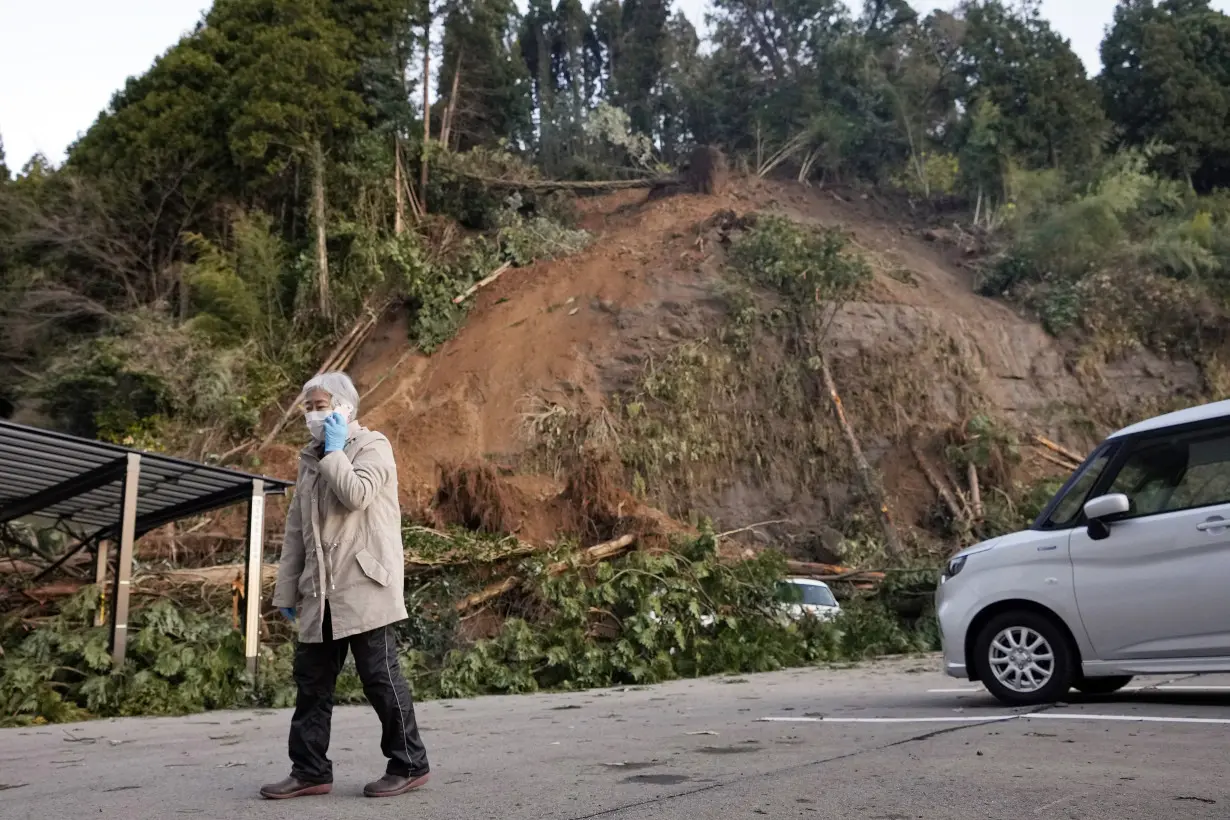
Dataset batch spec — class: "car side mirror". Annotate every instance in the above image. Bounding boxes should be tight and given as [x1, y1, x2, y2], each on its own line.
[1083, 493, 1130, 541]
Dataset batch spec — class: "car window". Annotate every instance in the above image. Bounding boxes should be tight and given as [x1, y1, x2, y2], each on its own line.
[1045, 450, 1112, 527]
[798, 585, 837, 607]
[777, 582, 836, 607]
[1107, 431, 1230, 518]
[775, 582, 802, 604]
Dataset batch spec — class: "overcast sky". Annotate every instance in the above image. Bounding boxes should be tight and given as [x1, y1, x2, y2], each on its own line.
[3, 0, 1228, 170]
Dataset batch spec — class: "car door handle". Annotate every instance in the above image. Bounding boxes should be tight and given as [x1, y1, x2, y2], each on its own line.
[1196, 518, 1227, 532]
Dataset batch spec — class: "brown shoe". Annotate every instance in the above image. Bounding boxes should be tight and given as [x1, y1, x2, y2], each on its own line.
[363, 770, 430, 798]
[259, 775, 332, 800]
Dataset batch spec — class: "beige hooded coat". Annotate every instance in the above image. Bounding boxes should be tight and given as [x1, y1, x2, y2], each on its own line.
[272, 421, 408, 643]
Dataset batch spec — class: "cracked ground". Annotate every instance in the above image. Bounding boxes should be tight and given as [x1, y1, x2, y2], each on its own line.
[2, 655, 1228, 819]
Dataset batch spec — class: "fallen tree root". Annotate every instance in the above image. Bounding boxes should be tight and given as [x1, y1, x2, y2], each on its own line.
[456, 533, 637, 613]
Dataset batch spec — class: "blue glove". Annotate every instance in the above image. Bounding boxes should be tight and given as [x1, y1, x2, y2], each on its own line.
[280, 607, 296, 622]
[323, 412, 348, 454]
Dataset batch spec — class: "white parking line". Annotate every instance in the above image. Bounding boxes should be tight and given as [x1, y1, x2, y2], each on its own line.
[927, 685, 1230, 694]
[759, 716, 1014, 724]
[760, 713, 1230, 726]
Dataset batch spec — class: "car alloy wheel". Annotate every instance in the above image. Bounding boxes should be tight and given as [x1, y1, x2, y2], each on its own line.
[987, 625, 1054, 694]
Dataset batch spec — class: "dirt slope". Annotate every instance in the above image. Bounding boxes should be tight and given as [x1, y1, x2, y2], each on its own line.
[345, 177, 1202, 551]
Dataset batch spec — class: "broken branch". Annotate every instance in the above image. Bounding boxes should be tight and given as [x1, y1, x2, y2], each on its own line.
[453, 262, 512, 305]
[1031, 434, 1084, 466]
[910, 440, 969, 524]
[456, 534, 637, 613]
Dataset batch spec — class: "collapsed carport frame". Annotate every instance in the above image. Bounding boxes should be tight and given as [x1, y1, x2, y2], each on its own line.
[0, 420, 292, 674]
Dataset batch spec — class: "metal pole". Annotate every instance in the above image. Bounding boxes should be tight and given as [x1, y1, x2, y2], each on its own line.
[94, 540, 109, 628]
[243, 479, 266, 678]
[109, 453, 141, 667]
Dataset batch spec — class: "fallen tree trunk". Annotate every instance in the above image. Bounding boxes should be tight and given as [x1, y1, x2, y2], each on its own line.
[1031, 446, 1080, 471]
[784, 560, 886, 583]
[249, 300, 390, 455]
[1031, 434, 1084, 466]
[459, 174, 667, 193]
[0, 554, 92, 576]
[456, 533, 637, 613]
[910, 440, 969, 524]
[453, 262, 511, 305]
[816, 350, 905, 557]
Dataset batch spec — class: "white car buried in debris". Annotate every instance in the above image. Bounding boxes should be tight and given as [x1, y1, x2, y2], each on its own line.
[775, 577, 842, 622]
[649, 577, 841, 629]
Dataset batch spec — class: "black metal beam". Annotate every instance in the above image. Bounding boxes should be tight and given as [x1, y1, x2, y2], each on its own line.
[133, 483, 258, 537]
[31, 529, 106, 582]
[0, 458, 128, 525]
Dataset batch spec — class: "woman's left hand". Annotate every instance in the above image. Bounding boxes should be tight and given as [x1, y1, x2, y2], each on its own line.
[323, 413, 348, 453]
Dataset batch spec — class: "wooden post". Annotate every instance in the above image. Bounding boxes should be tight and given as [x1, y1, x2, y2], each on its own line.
[109, 454, 141, 667]
[93, 540, 109, 627]
[243, 480, 266, 678]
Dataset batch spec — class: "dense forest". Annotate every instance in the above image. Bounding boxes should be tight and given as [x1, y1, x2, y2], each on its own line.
[2, 0, 1230, 455]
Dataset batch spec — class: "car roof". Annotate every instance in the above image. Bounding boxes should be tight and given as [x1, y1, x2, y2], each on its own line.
[784, 577, 832, 588]
[1108, 398, 1230, 440]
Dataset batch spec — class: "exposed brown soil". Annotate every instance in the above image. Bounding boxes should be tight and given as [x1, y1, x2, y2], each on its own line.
[318, 176, 1205, 554]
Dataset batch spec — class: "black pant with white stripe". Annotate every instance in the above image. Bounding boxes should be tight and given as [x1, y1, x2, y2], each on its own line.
[288, 604, 429, 784]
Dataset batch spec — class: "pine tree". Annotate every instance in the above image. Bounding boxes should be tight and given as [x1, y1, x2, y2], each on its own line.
[1101, 0, 1230, 189]
[438, 0, 533, 151]
[614, 0, 670, 136]
[955, 0, 1106, 172]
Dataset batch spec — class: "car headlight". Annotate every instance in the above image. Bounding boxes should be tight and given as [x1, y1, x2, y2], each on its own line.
[943, 555, 968, 580]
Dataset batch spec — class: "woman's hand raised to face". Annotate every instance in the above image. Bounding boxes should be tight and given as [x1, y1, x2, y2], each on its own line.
[323, 413, 349, 454]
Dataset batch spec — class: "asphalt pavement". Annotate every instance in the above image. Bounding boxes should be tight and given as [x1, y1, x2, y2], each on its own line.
[2, 655, 1229, 819]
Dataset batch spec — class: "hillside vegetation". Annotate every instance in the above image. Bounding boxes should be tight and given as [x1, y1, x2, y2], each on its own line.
[3, 0, 1230, 722]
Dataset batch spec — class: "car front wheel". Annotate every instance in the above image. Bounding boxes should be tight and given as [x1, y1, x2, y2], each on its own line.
[974, 610, 1074, 706]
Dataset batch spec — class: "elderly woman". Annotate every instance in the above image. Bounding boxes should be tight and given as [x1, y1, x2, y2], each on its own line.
[260, 372, 429, 800]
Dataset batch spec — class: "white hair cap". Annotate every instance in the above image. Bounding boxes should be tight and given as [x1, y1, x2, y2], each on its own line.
[301, 371, 361, 417]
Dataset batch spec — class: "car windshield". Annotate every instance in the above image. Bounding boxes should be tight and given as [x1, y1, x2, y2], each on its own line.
[777, 582, 836, 607]
[1041, 447, 1112, 528]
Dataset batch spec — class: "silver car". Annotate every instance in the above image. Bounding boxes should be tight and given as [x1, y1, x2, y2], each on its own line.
[937, 398, 1230, 706]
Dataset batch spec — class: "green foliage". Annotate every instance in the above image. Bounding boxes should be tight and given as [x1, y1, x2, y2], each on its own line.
[0, 590, 257, 724]
[1, 533, 936, 725]
[893, 151, 960, 200]
[496, 193, 592, 266]
[1101, 0, 1230, 191]
[978, 146, 1230, 360]
[726, 215, 872, 307]
[421, 531, 936, 697]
